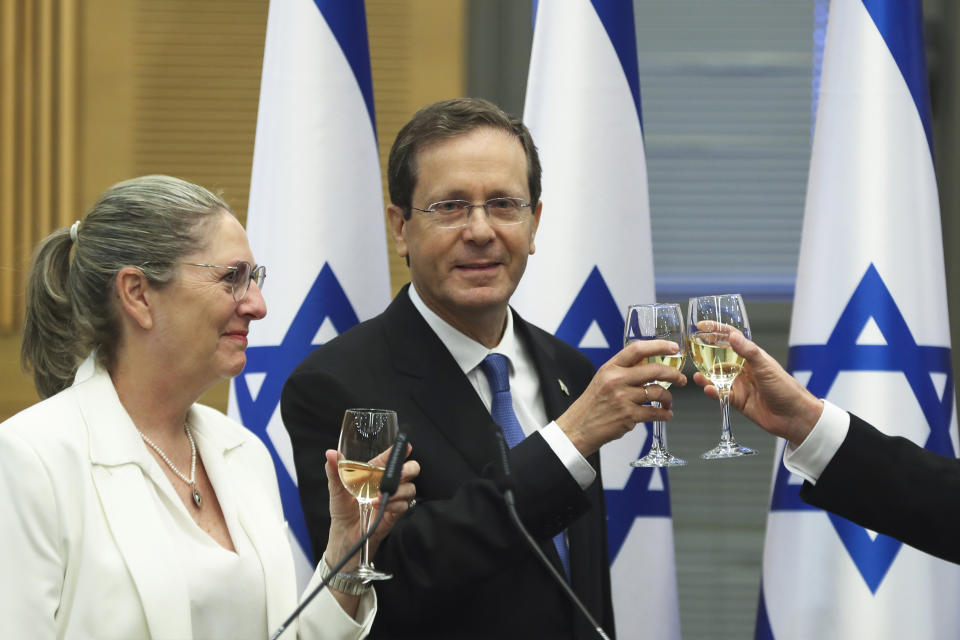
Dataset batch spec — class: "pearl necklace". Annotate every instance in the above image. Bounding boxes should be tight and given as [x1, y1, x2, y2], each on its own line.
[139, 424, 203, 508]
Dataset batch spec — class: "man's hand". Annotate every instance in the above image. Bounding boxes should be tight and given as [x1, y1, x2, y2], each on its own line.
[324, 446, 420, 570]
[556, 339, 687, 457]
[693, 329, 823, 446]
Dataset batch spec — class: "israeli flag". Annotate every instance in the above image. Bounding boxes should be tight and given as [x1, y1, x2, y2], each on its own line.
[512, 2, 680, 638]
[757, 1, 960, 637]
[227, 0, 390, 589]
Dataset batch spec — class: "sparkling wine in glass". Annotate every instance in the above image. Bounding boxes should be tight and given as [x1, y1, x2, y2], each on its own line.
[337, 408, 399, 581]
[688, 294, 756, 459]
[624, 303, 687, 467]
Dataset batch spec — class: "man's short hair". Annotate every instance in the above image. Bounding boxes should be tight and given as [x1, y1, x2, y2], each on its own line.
[387, 97, 542, 217]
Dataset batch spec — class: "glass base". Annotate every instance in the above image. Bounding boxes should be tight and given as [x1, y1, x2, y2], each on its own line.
[341, 565, 392, 582]
[700, 441, 756, 460]
[631, 452, 687, 468]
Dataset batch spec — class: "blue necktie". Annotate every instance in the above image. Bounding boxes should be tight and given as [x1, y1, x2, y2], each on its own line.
[479, 353, 570, 579]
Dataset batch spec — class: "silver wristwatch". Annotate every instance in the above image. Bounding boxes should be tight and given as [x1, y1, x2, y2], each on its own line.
[318, 561, 371, 596]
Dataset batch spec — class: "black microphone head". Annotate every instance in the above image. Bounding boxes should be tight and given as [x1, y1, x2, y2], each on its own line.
[491, 428, 515, 494]
[378, 430, 409, 495]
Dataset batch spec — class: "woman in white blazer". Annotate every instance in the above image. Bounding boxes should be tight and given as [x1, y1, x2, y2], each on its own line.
[0, 176, 418, 639]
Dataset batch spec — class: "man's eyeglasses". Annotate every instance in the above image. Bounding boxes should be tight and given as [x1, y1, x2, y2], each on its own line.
[184, 261, 267, 302]
[410, 197, 533, 229]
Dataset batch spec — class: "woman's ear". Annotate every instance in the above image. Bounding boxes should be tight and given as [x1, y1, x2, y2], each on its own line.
[115, 266, 154, 330]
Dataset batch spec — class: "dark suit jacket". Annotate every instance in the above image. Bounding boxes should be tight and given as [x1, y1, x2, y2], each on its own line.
[800, 413, 960, 564]
[281, 286, 614, 639]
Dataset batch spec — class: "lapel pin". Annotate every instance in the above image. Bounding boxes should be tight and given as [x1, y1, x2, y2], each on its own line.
[558, 378, 569, 396]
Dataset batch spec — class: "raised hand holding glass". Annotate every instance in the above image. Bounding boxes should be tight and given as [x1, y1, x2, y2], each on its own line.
[688, 294, 756, 459]
[624, 303, 687, 467]
[337, 408, 399, 581]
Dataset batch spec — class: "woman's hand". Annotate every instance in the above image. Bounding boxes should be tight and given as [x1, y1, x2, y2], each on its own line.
[323, 446, 420, 571]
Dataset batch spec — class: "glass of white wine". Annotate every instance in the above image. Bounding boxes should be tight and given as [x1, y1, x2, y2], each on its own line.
[337, 408, 398, 581]
[688, 294, 756, 459]
[624, 303, 687, 467]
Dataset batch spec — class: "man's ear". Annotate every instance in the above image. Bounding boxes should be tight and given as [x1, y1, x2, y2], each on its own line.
[387, 204, 409, 260]
[528, 200, 542, 255]
[115, 266, 154, 330]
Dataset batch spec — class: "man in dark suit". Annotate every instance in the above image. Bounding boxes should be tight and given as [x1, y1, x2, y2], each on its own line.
[281, 98, 685, 639]
[693, 329, 960, 565]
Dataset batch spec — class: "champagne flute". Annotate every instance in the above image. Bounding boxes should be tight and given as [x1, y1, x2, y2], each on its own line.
[688, 294, 756, 459]
[624, 303, 687, 467]
[337, 408, 399, 581]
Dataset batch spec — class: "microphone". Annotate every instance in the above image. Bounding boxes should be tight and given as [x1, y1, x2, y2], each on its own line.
[490, 429, 515, 496]
[379, 430, 409, 496]
[489, 426, 611, 640]
[269, 432, 408, 640]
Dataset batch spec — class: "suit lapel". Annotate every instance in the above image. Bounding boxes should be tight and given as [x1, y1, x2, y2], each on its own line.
[78, 370, 193, 639]
[511, 311, 587, 578]
[382, 288, 501, 475]
[513, 310, 579, 423]
[514, 310, 606, 592]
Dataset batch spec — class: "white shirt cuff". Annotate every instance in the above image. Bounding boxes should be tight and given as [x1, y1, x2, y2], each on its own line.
[540, 421, 597, 490]
[783, 399, 850, 485]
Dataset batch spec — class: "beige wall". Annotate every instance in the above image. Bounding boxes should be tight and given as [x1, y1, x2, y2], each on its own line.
[0, 0, 464, 420]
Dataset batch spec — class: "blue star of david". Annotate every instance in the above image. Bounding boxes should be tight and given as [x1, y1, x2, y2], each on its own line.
[771, 263, 954, 593]
[553, 265, 672, 562]
[233, 263, 360, 561]
[556, 266, 625, 370]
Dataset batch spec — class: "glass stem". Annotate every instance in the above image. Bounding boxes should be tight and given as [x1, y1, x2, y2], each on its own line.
[719, 387, 734, 446]
[358, 500, 374, 568]
[650, 400, 665, 455]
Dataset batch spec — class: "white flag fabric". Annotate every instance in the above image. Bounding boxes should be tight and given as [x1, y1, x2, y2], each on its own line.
[513, 1, 680, 638]
[757, 0, 960, 637]
[227, 0, 390, 590]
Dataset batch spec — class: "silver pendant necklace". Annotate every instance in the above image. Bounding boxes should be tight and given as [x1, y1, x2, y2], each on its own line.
[139, 423, 203, 508]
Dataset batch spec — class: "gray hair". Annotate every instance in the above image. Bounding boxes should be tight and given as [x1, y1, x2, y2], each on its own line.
[21, 175, 231, 398]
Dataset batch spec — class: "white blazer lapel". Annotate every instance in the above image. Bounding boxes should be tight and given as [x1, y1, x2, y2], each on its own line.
[193, 412, 298, 631]
[77, 369, 193, 639]
[240, 500, 299, 632]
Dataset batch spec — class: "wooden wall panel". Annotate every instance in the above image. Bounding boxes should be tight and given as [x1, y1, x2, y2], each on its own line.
[79, 0, 136, 206]
[128, 0, 268, 222]
[0, 0, 79, 333]
[0, 0, 80, 413]
[1, 1, 16, 331]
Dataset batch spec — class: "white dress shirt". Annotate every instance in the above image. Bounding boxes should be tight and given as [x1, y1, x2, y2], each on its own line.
[783, 399, 851, 484]
[408, 285, 597, 489]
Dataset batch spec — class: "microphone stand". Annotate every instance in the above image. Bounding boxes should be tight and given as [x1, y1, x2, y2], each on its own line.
[269, 432, 409, 640]
[491, 430, 611, 640]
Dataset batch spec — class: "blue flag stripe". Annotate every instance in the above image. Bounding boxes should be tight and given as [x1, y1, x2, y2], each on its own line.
[754, 584, 774, 640]
[860, 0, 933, 154]
[312, 0, 377, 136]
[589, 0, 643, 127]
[532, 0, 644, 127]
